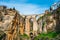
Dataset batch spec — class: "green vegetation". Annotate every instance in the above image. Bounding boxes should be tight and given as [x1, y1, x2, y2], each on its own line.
[19, 34, 29, 40]
[46, 13, 52, 16]
[39, 32, 57, 38]
[34, 31, 60, 40]
[42, 22, 45, 27]
[0, 30, 5, 39]
[20, 33, 29, 39]
[39, 16, 43, 19]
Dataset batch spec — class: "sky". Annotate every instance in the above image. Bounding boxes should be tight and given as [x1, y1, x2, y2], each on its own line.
[0, 0, 59, 15]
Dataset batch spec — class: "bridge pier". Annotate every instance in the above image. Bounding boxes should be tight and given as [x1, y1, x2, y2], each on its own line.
[38, 19, 43, 33]
[25, 16, 30, 36]
[32, 16, 38, 36]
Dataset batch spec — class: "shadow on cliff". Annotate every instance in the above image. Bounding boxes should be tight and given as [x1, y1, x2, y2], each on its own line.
[0, 33, 6, 40]
[53, 7, 60, 34]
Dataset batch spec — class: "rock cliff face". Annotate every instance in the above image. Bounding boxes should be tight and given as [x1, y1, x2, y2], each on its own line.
[0, 6, 24, 40]
[37, 6, 60, 34]
[37, 10, 56, 33]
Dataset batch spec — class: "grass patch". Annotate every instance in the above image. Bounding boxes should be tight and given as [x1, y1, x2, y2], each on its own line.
[34, 31, 60, 40]
[20, 33, 29, 39]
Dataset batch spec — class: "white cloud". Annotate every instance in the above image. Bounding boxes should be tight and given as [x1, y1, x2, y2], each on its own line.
[0, 2, 49, 15]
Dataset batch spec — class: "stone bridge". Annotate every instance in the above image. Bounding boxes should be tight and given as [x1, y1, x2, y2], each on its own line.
[21, 14, 44, 36]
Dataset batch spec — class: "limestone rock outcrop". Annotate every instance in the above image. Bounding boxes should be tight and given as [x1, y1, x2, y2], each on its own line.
[0, 6, 24, 40]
